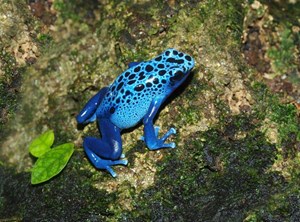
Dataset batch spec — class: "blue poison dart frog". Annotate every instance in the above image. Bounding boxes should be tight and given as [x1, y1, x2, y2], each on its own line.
[76, 48, 195, 177]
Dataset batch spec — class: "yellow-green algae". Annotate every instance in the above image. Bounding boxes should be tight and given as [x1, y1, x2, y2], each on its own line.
[0, 0, 299, 221]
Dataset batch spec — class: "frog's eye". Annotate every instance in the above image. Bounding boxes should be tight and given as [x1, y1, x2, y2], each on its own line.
[170, 71, 185, 84]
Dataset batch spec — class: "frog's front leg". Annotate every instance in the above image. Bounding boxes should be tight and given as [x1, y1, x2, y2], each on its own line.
[83, 118, 128, 177]
[76, 87, 109, 125]
[142, 97, 177, 150]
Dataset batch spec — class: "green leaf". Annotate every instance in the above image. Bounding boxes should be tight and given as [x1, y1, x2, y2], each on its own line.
[29, 130, 54, 158]
[31, 143, 74, 184]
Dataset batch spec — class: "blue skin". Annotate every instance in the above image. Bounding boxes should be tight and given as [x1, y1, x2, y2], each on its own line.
[77, 48, 195, 177]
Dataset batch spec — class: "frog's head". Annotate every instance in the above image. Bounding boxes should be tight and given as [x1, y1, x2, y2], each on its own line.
[162, 48, 195, 88]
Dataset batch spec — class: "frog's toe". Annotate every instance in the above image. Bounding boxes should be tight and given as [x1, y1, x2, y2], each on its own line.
[147, 140, 176, 150]
[106, 166, 117, 177]
[113, 159, 128, 166]
[144, 126, 177, 150]
[106, 159, 128, 177]
[159, 141, 176, 149]
[160, 127, 176, 142]
[166, 142, 176, 149]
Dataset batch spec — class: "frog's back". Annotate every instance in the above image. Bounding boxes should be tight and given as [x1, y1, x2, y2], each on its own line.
[97, 48, 194, 129]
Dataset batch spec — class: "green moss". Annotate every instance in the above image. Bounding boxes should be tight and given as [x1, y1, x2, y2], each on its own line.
[37, 33, 53, 46]
[235, 82, 300, 220]
[0, 50, 22, 134]
[176, 81, 204, 125]
[201, 0, 244, 50]
[0, 0, 44, 140]
[252, 82, 300, 148]
[270, 103, 299, 145]
[261, 0, 300, 27]
[214, 98, 231, 124]
[267, 28, 298, 76]
[247, 1, 300, 79]
[53, 0, 97, 22]
[244, 168, 300, 221]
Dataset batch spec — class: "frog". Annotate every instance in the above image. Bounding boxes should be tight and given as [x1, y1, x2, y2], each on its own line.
[76, 48, 195, 177]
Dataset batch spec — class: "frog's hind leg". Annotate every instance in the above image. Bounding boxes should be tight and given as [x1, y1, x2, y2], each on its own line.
[83, 118, 128, 177]
[84, 146, 128, 177]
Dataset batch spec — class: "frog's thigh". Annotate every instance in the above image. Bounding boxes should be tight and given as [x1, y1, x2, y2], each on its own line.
[83, 118, 122, 160]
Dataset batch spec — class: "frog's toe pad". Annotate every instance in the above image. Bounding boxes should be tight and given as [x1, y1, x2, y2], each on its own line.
[167, 142, 176, 149]
[160, 127, 176, 142]
[120, 153, 126, 158]
[105, 159, 128, 177]
[115, 159, 128, 166]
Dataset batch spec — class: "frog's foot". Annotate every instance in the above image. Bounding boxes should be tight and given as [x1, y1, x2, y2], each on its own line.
[143, 125, 177, 150]
[83, 136, 127, 177]
[85, 149, 128, 177]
